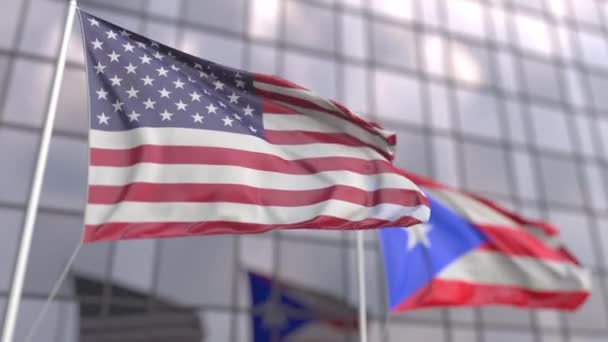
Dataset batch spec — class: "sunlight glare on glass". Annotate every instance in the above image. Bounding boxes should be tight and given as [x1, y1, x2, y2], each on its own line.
[250, 0, 280, 39]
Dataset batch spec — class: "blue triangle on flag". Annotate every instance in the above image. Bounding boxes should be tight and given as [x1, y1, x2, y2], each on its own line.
[248, 272, 315, 341]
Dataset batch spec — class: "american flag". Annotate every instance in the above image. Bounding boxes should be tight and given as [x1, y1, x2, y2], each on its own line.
[78, 10, 430, 243]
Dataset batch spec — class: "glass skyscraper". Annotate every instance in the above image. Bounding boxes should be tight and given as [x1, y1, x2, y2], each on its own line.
[0, 0, 607, 341]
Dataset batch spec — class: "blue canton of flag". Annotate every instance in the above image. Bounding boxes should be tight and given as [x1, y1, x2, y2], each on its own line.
[81, 12, 263, 136]
[379, 196, 488, 311]
[248, 272, 358, 341]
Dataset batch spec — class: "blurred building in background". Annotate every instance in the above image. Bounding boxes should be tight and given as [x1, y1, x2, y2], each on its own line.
[1, 0, 608, 341]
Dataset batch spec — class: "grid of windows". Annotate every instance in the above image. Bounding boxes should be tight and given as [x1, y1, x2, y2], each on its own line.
[1, 0, 608, 340]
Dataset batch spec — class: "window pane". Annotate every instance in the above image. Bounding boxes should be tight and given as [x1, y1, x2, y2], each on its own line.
[181, 31, 244, 69]
[157, 236, 235, 305]
[249, 44, 278, 75]
[112, 240, 157, 292]
[0, 129, 37, 204]
[372, 21, 417, 70]
[249, 0, 279, 40]
[463, 142, 510, 195]
[511, 149, 540, 201]
[18, 0, 66, 57]
[450, 42, 493, 87]
[483, 330, 535, 342]
[446, 0, 485, 40]
[481, 307, 534, 327]
[2, 59, 54, 127]
[429, 83, 452, 131]
[286, 0, 335, 52]
[387, 322, 444, 341]
[341, 12, 367, 60]
[432, 136, 462, 187]
[577, 29, 608, 69]
[522, 58, 560, 102]
[456, 89, 502, 140]
[56, 66, 88, 133]
[588, 75, 608, 112]
[370, 0, 414, 21]
[40, 136, 88, 210]
[394, 129, 429, 175]
[342, 64, 368, 114]
[567, 274, 608, 330]
[283, 52, 337, 99]
[530, 104, 574, 154]
[548, 210, 595, 268]
[374, 70, 422, 124]
[514, 14, 553, 57]
[0, 209, 22, 292]
[184, 0, 244, 33]
[539, 156, 584, 207]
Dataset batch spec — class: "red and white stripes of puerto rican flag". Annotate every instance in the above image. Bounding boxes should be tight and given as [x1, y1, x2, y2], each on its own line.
[396, 172, 591, 311]
[84, 75, 429, 242]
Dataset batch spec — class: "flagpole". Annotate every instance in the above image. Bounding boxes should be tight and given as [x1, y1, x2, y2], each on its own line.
[356, 231, 368, 342]
[1, 1, 78, 341]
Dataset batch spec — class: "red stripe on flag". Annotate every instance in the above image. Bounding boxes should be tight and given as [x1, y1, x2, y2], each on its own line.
[475, 225, 576, 263]
[392, 278, 589, 312]
[90, 146, 398, 175]
[88, 183, 426, 207]
[262, 99, 297, 114]
[254, 73, 308, 90]
[265, 130, 393, 160]
[84, 216, 424, 243]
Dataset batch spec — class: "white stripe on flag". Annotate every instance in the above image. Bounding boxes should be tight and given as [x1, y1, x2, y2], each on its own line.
[437, 250, 591, 292]
[90, 128, 386, 161]
[89, 164, 418, 190]
[85, 201, 431, 226]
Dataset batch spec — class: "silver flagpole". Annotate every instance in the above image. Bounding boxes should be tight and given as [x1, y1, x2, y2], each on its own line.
[356, 231, 368, 342]
[1, 0, 78, 341]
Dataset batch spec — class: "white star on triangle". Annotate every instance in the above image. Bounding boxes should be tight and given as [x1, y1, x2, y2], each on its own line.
[173, 79, 185, 89]
[243, 105, 254, 116]
[405, 224, 432, 250]
[141, 75, 154, 86]
[123, 42, 135, 52]
[206, 103, 218, 114]
[88, 18, 100, 27]
[175, 100, 188, 111]
[126, 87, 139, 99]
[189, 91, 202, 102]
[124, 63, 138, 74]
[228, 92, 240, 104]
[97, 112, 110, 125]
[109, 75, 123, 86]
[127, 110, 141, 122]
[222, 116, 234, 127]
[96, 88, 108, 100]
[91, 39, 103, 50]
[192, 112, 204, 123]
[93, 62, 106, 74]
[160, 110, 174, 121]
[143, 98, 156, 110]
[106, 30, 118, 40]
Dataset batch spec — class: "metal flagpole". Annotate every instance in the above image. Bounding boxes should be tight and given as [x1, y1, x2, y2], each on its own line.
[356, 231, 368, 342]
[1, 0, 78, 341]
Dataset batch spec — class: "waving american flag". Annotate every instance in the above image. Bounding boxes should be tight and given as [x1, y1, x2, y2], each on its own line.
[78, 10, 429, 242]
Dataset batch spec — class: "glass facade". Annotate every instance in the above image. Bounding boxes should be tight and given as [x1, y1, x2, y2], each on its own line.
[1, 0, 608, 340]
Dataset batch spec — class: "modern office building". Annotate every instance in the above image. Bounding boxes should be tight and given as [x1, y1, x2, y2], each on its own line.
[0, 0, 607, 341]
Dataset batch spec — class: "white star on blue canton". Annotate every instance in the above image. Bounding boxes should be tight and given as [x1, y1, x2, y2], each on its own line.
[405, 224, 432, 250]
[97, 112, 110, 125]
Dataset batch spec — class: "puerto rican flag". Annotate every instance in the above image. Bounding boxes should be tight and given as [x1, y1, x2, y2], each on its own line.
[379, 172, 591, 312]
